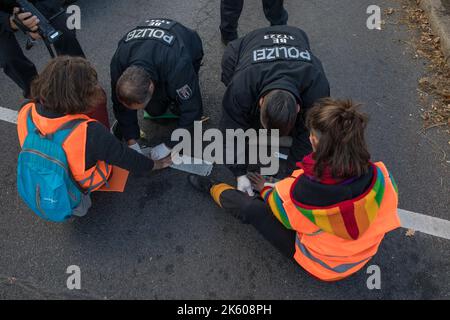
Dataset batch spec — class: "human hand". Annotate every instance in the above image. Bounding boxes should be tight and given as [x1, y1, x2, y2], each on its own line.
[152, 155, 173, 171]
[237, 175, 255, 196]
[16, 9, 40, 33]
[247, 172, 267, 193]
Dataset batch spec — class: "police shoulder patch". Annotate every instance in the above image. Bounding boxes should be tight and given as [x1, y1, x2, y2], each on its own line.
[176, 84, 193, 100]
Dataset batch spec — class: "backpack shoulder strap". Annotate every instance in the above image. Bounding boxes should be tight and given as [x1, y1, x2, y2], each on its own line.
[52, 118, 89, 146]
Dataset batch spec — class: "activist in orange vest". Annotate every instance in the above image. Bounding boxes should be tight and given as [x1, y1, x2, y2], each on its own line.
[17, 56, 172, 217]
[189, 98, 401, 281]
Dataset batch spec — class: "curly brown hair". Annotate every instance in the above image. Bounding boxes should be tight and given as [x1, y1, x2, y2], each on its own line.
[30, 56, 100, 115]
[306, 98, 371, 179]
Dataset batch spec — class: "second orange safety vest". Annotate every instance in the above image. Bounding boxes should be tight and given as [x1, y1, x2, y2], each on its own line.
[274, 162, 401, 281]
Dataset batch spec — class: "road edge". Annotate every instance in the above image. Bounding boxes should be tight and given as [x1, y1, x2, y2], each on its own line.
[419, 0, 450, 61]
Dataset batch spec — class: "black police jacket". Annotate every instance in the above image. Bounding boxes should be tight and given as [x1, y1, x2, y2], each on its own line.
[221, 26, 330, 175]
[0, 0, 60, 35]
[110, 18, 203, 142]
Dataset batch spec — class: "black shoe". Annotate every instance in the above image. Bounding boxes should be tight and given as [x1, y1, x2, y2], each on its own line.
[188, 175, 216, 194]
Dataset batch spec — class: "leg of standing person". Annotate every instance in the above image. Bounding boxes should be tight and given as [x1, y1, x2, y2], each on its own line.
[35, 0, 85, 57]
[220, 0, 244, 43]
[0, 31, 38, 97]
[262, 0, 288, 26]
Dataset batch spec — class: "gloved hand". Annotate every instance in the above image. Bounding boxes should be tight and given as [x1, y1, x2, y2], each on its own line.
[129, 142, 143, 154]
[150, 143, 172, 161]
[237, 175, 255, 197]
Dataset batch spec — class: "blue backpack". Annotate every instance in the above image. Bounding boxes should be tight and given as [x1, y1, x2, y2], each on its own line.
[17, 110, 87, 222]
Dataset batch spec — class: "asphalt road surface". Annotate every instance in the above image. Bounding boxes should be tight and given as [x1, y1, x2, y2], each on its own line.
[0, 0, 449, 299]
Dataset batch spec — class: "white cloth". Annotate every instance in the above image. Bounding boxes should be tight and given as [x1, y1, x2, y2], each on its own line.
[150, 143, 171, 161]
[237, 175, 255, 197]
[129, 143, 143, 154]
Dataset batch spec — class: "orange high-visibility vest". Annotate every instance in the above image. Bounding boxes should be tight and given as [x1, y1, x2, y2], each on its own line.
[17, 103, 113, 192]
[275, 162, 401, 281]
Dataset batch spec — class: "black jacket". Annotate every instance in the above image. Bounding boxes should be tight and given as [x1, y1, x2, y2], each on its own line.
[221, 26, 330, 175]
[0, 0, 62, 35]
[1, 0, 25, 35]
[110, 18, 204, 141]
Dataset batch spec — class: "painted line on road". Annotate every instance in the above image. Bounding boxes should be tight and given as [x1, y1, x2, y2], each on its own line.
[398, 209, 450, 240]
[0, 106, 18, 124]
[0, 106, 449, 239]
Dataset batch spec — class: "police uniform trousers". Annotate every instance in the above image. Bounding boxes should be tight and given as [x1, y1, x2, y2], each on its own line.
[220, 0, 288, 41]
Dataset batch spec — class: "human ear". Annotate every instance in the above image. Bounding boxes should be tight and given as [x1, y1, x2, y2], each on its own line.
[259, 97, 265, 108]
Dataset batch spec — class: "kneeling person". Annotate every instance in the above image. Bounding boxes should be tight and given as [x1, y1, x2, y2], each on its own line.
[17, 57, 171, 220]
[190, 98, 401, 281]
[221, 25, 330, 195]
[111, 18, 204, 158]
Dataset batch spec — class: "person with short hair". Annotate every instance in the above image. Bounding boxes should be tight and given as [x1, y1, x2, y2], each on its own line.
[221, 25, 330, 194]
[110, 18, 204, 157]
[17, 56, 172, 217]
[190, 98, 401, 282]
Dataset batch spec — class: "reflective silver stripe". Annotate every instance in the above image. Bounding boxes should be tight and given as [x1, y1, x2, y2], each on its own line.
[305, 229, 324, 236]
[295, 236, 371, 274]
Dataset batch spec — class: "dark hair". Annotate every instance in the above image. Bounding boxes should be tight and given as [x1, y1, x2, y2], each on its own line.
[306, 98, 371, 179]
[260, 90, 298, 136]
[31, 56, 99, 115]
[116, 66, 153, 105]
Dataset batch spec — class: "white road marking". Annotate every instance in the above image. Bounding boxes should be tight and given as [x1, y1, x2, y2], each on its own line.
[0, 106, 449, 240]
[398, 209, 450, 240]
[0, 106, 18, 124]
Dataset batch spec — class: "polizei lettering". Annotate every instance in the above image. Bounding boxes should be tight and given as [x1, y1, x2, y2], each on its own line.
[253, 46, 311, 63]
[124, 28, 175, 45]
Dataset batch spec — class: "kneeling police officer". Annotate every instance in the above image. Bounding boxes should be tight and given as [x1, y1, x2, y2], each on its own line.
[111, 18, 204, 158]
[221, 25, 330, 195]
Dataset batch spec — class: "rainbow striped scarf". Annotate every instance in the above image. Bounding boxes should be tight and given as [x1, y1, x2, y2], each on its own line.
[294, 166, 387, 240]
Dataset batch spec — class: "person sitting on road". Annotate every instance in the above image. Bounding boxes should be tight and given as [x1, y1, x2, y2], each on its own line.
[17, 56, 172, 218]
[189, 98, 401, 281]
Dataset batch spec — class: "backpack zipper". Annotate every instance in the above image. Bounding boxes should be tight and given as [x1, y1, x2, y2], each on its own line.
[35, 185, 48, 219]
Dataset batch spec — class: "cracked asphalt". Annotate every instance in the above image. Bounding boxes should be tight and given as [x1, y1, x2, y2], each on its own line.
[0, 0, 449, 299]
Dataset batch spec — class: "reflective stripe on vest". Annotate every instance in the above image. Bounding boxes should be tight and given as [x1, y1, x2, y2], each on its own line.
[275, 162, 400, 281]
[295, 236, 371, 274]
[17, 103, 113, 192]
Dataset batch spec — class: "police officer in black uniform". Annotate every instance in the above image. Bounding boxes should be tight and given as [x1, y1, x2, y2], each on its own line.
[0, 0, 84, 97]
[110, 18, 204, 156]
[221, 25, 330, 195]
[220, 0, 288, 44]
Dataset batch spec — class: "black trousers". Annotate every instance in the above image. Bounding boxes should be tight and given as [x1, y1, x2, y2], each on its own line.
[0, 1, 84, 97]
[218, 188, 296, 258]
[220, 0, 288, 40]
